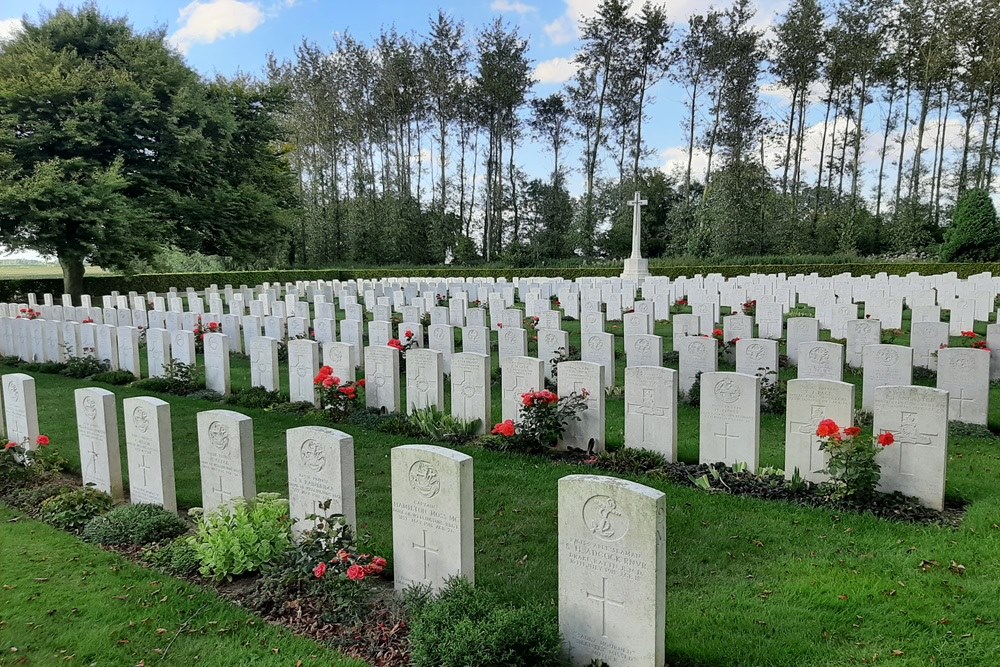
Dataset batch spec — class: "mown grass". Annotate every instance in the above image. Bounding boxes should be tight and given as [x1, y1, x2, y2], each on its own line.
[0, 263, 109, 280]
[0, 505, 366, 666]
[4, 305, 1000, 666]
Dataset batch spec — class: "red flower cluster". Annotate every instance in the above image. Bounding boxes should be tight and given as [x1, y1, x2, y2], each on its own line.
[973, 340, 989, 350]
[17, 307, 40, 320]
[816, 418, 839, 439]
[81, 318, 94, 324]
[877, 432, 894, 447]
[712, 328, 723, 338]
[961, 331, 978, 338]
[314, 365, 341, 387]
[675, 298, 688, 307]
[521, 390, 558, 408]
[36, 435, 50, 447]
[388, 339, 404, 351]
[491, 419, 516, 437]
[314, 553, 387, 582]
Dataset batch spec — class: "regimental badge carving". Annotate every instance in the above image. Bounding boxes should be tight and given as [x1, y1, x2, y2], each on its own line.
[6, 381, 19, 404]
[689, 340, 706, 356]
[746, 343, 764, 360]
[82, 395, 98, 421]
[132, 405, 150, 433]
[808, 346, 830, 368]
[408, 460, 440, 498]
[208, 421, 230, 451]
[714, 378, 742, 404]
[299, 438, 326, 472]
[582, 495, 629, 542]
[635, 338, 651, 353]
[877, 348, 898, 366]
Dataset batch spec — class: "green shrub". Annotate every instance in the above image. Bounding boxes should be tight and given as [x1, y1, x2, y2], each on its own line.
[188, 493, 293, 581]
[940, 189, 1000, 262]
[83, 503, 189, 546]
[3, 479, 73, 511]
[408, 578, 564, 667]
[186, 389, 225, 402]
[145, 536, 201, 577]
[61, 355, 110, 379]
[596, 447, 669, 475]
[89, 370, 137, 385]
[39, 487, 114, 533]
[409, 406, 481, 445]
[223, 386, 285, 409]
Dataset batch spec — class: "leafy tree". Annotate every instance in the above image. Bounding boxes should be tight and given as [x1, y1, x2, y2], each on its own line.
[940, 188, 1000, 261]
[0, 6, 295, 296]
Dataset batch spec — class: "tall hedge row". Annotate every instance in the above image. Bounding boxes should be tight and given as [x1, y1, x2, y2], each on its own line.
[2, 262, 999, 301]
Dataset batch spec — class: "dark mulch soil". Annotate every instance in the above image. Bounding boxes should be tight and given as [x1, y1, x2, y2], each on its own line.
[658, 460, 966, 527]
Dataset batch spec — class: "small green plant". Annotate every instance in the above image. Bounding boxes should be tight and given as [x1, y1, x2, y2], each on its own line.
[83, 503, 189, 546]
[595, 447, 668, 475]
[223, 386, 286, 409]
[816, 420, 895, 504]
[61, 354, 110, 379]
[686, 371, 703, 407]
[39, 486, 113, 533]
[89, 370, 137, 385]
[187, 493, 293, 581]
[757, 370, 786, 414]
[144, 536, 201, 577]
[408, 577, 564, 667]
[409, 406, 481, 445]
[132, 360, 199, 395]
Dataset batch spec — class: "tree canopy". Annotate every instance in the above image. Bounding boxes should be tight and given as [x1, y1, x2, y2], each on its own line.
[0, 6, 297, 296]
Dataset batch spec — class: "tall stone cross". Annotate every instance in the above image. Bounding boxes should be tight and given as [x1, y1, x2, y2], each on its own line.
[628, 191, 648, 259]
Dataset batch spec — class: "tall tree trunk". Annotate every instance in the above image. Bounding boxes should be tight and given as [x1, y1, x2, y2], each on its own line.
[509, 131, 519, 245]
[932, 84, 952, 225]
[813, 91, 834, 215]
[826, 91, 842, 193]
[781, 86, 799, 196]
[975, 81, 997, 188]
[908, 84, 932, 201]
[875, 85, 897, 217]
[791, 82, 809, 207]
[893, 78, 913, 209]
[988, 105, 1000, 188]
[703, 84, 724, 200]
[684, 77, 700, 204]
[439, 117, 448, 212]
[850, 76, 869, 204]
[60, 253, 86, 302]
[633, 65, 649, 183]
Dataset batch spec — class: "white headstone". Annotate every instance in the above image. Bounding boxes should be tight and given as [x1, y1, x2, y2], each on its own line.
[286, 426, 356, 535]
[450, 352, 491, 434]
[124, 397, 176, 512]
[74, 387, 123, 501]
[197, 409, 256, 514]
[557, 474, 665, 667]
[784, 379, 855, 483]
[501, 356, 545, 423]
[364, 345, 401, 413]
[557, 361, 605, 453]
[406, 348, 445, 413]
[937, 348, 989, 425]
[203, 332, 231, 396]
[249, 336, 281, 392]
[391, 445, 474, 593]
[678, 336, 718, 396]
[699, 372, 760, 471]
[861, 344, 913, 412]
[624, 366, 678, 461]
[3, 373, 39, 447]
[288, 339, 321, 405]
[874, 386, 949, 510]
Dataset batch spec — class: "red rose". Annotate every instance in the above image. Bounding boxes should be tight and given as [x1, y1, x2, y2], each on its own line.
[357, 379, 366, 388]
[208, 322, 220, 330]
[36, 435, 50, 447]
[322, 377, 336, 388]
[313, 562, 327, 579]
[877, 432, 895, 447]
[540, 390, 558, 404]
[521, 392, 534, 408]
[844, 426, 862, 438]
[712, 328, 723, 337]
[4, 442, 16, 450]
[815, 419, 839, 438]
[339, 386, 356, 396]
[961, 331, 977, 338]
[337, 549, 351, 562]
[347, 564, 366, 581]
[491, 420, 516, 437]
[388, 339, 403, 350]
[372, 556, 387, 569]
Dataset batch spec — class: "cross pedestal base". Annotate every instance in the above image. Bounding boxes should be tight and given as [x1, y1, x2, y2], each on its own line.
[621, 257, 650, 280]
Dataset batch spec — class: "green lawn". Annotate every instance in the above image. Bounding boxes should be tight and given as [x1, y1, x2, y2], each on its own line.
[0, 505, 366, 667]
[3, 306, 1000, 666]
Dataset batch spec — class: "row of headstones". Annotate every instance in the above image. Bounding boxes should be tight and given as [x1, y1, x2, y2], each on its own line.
[13, 366, 665, 667]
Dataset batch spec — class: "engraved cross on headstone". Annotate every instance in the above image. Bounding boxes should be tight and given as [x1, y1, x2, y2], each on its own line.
[714, 422, 740, 460]
[950, 388, 975, 420]
[412, 529, 439, 582]
[892, 411, 938, 476]
[212, 475, 233, 505]
[789, 405, 827, 473]
[137, 454, 151, 486]
[586, 577, 625, 637]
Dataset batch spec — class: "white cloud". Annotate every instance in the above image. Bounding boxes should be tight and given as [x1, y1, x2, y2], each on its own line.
[659, 145, 709, 182]
[534, 56, 577, 84]
[491, 0, 536, 14]
[0, 17, 23, 42]
[544, 15, 576, 45]
[168, 0, 265, 55]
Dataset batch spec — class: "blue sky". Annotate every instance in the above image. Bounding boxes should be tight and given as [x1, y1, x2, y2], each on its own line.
[0, 0, 792, 191]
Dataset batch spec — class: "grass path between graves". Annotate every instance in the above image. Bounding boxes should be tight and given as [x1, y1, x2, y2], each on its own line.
[0, 504, 367, 667]
[5, 308, 1000, 666]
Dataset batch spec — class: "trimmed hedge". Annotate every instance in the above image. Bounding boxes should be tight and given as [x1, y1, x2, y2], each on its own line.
[4, 262, 1000, 300]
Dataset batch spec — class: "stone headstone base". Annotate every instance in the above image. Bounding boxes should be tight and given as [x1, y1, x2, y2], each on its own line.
[621, 257, 650, 280]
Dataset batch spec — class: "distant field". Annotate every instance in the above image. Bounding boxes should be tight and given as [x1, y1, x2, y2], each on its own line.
[0, 264, 110, 279]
